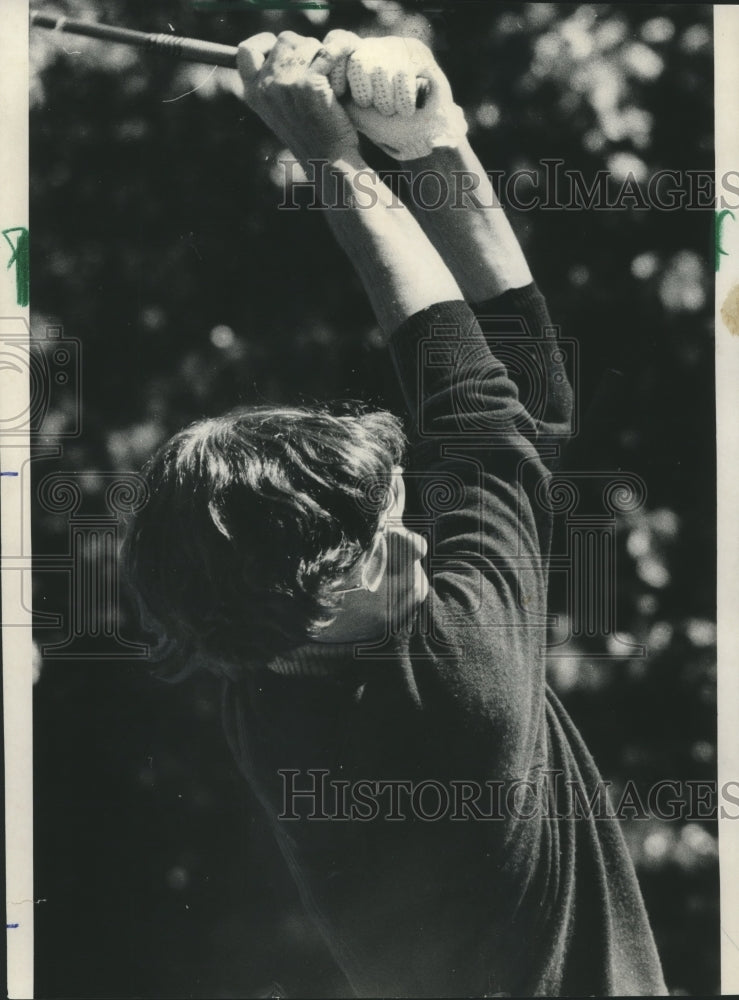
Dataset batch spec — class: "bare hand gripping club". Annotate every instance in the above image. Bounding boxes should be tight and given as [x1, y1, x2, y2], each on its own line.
[30, 13, 429, 105]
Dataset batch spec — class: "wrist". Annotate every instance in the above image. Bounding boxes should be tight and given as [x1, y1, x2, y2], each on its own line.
[389, 104, 468, 164]
[400, 135, 472, 171]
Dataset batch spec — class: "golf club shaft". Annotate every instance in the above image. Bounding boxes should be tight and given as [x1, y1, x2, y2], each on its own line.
[31, 12, 239, 67]
[31, 12, 429, 105]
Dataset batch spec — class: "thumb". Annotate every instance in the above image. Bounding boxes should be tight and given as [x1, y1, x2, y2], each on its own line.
[236, 32, 277, 85]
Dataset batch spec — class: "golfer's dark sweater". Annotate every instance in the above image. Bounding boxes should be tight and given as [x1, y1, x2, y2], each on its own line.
[222, 285, 667, 997]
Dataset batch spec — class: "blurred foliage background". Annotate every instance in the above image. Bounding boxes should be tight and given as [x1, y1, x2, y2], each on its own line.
[28, 1, 716, 996]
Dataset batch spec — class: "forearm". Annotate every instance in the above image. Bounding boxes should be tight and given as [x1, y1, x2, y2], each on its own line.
[401, 138, 532, 302]
[310, 153, 462, 336]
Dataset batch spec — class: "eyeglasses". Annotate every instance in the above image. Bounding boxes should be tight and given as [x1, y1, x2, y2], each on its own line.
[331, 513, 389, 597]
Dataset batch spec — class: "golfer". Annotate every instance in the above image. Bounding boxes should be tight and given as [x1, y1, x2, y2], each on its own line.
[125, 31, 667, 997]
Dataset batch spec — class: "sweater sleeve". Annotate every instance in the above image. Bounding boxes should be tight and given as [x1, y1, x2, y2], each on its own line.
[472, 283, 573, 459]
[390, 283, 572, 470]
[387, 284, 572, 774]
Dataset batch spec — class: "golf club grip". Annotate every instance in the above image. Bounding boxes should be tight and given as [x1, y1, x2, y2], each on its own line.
[31, 12, 430, 105]
[31, 13, 238, 66]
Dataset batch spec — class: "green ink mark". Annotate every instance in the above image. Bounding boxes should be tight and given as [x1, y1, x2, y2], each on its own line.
[193, 0, 329, 9]
[2, 227, 29, 307]
[715, 209, 735, 272]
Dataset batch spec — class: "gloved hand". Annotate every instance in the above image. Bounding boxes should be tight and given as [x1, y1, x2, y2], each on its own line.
[321, 31, 468, 161]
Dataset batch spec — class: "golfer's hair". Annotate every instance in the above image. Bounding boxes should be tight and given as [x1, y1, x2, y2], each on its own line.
[122, 403, 406, 677]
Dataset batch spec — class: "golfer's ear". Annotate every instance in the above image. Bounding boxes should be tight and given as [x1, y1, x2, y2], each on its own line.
[361, 531, 387, 594]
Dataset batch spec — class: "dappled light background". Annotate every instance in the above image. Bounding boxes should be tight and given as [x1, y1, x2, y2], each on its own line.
[29, 1, 716, 996]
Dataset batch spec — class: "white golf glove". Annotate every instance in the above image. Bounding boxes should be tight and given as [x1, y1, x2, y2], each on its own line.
[322, 32, 468, 161]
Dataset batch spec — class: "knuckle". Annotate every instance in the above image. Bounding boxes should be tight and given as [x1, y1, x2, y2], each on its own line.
[351, 47, 371, 69]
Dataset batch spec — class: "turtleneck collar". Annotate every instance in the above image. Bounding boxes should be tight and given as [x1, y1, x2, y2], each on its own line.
[266, 640, 359, 677]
